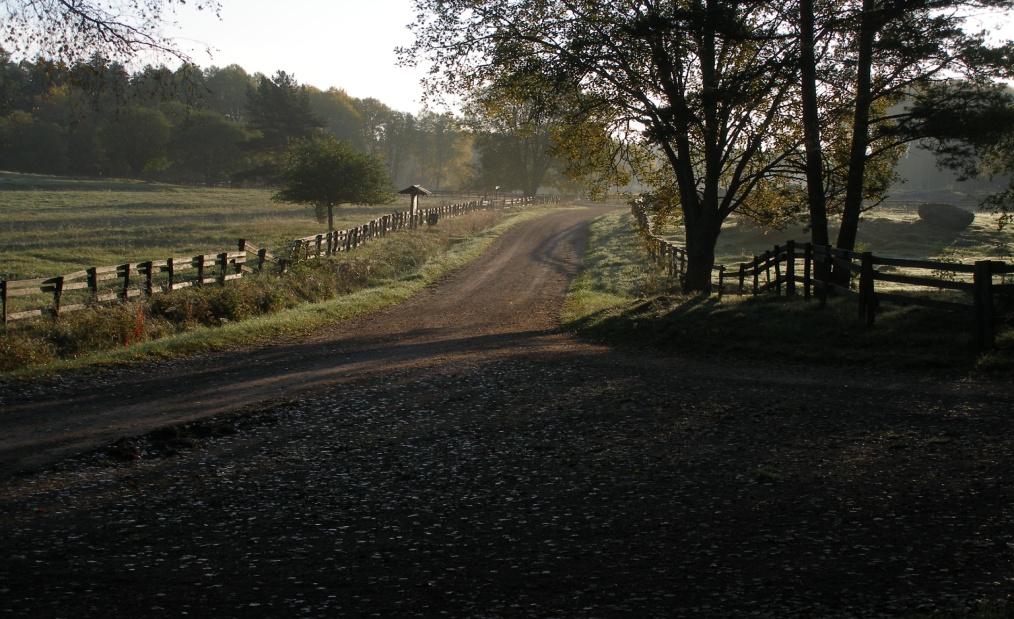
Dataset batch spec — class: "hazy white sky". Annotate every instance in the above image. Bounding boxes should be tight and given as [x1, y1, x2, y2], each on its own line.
[166, 1, 1014, 115]
[170, 0, 428, 113]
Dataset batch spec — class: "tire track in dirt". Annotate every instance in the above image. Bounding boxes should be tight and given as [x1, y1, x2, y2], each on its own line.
[0, 207, 615, 476]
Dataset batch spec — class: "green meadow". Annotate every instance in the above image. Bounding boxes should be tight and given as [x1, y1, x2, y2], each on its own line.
[564, 210, 1013, 372]
[0, 172, 416, 280]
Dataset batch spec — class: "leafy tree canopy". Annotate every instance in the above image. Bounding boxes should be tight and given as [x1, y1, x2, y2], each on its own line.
[273, 133, 392, 229]
[401, 0, 801, 290]
[906, 83, 1014, 227]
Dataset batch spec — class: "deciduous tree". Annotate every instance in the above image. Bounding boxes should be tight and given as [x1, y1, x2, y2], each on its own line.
[274, 134, 391, 231]
[167, 106, 249, 185]
[99, 104, 169, 175]
[403, 0, 801, 292]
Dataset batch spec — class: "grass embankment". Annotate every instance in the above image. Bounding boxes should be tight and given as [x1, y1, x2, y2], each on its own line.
[655, 203, 1013, 267]
[1, 207, 554, 376]
[564, 211, 1013, 372]
[0, 171, 413, 279]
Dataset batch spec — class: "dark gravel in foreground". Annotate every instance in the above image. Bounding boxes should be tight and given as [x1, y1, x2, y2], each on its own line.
[3, 356, 1013, 617]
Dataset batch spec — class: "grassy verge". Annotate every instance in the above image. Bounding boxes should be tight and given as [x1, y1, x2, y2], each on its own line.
[2, 207, 557, 378]
[564, 211, 1013, 373]
[0, 171, 446, 279]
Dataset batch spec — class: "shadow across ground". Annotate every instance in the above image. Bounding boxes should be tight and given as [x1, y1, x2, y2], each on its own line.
[2, 354, 1013, 617]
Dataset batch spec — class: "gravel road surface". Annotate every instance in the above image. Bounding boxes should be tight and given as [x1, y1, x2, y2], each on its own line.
[2, 207, 1013, 617]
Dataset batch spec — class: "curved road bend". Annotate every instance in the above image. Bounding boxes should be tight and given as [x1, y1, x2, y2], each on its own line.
[0, 207, 616, 476]
[4, 206, 1014, 616]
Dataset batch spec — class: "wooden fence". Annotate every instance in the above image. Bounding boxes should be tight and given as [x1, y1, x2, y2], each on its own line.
[278, 197, 544, 267]
[0, 195, 554, 324]
[632, 203, 1013, 349]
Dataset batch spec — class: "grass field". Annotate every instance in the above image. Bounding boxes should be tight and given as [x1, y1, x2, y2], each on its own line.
[656, 203, 1013, 267]
[564, 211, 1013, 372]
[1, 207, 557, 375]
[0, 172, 425, 280]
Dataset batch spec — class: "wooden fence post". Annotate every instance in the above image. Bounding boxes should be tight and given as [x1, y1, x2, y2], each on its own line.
[738, 263, 745, 295]
[0, 279, 6, 325]
[218, 252, 228, 285]
[315, 234, 323, 258]
[774, 245, 782, 295]
[752, 255, 759, 294]
[973, 260, 995, 350]
[858, 252, 875, 326]
[803, 243, 812, 300]
[121, 264, 131, 299]
[53, 275, 64, 317]
[817, 247, 828, 308]
[143, 261, 154, 296]
[167, 257, 175, 291]
[196, 255, 205, 287]
[87, 267, 98, 302]
[257, 248, 267, 272]
[717, 265, 725, 298]
[785, 240, 796, 297]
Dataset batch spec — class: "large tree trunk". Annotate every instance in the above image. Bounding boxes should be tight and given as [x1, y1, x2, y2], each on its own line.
[800, 0, 830, 261]
[679, 0, 723, 294]
[836, 0, 877, 269]
[682, 212, 721, 293]
[327, 205, 334, 232]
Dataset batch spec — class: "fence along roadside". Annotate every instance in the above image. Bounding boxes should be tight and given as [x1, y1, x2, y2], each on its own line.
[632, 202, 1013, 349]
[1, 195, 554, 325]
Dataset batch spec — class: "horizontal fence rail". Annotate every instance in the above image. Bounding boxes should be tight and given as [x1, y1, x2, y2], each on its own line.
[278, 196, 548, 269]
[632, 202, 1013, 349]
[1, 195, 557, 325]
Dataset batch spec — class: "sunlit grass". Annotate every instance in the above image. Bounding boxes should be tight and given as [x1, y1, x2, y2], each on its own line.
[656, 204, 1013, 267]
[2, 207, 557, 378]
[0, 171, 434, 279]
[565, 210, 1013, 372]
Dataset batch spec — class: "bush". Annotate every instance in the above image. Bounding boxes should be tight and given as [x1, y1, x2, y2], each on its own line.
[917, 203, 975, 230]
[149, 289, 215, 326]
[48, 303, 174, 356]
[0, 332, 56, 371]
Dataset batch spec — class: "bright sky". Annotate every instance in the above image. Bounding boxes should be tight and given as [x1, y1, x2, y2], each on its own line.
[169, 0, 428, 114]
[165, 1, 1014, 114]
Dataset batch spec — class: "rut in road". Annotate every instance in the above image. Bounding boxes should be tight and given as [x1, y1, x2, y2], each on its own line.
[0, 207, 614, 476]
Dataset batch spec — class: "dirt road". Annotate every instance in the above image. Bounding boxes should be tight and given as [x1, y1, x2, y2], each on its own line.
[0, 208, 613, 475]
[3, 206, 1014, 617]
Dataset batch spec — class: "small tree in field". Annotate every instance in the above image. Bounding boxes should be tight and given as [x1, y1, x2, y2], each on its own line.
[274, 134, 391, 231]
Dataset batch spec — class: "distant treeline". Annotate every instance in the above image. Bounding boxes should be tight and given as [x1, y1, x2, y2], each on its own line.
[0, 53, 536, 192]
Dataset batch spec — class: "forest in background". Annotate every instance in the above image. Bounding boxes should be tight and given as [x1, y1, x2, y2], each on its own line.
[2, 52, 1004, 203]
[0, 53, 587, 195]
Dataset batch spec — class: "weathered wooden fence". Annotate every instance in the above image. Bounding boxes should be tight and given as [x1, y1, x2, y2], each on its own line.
[278, 196, 544, 268]
[0, 195, 554, 324]
[632, 203, 1014, 349]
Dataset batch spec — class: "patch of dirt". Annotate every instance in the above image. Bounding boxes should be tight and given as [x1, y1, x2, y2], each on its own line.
[2, 205, 1013, 616]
